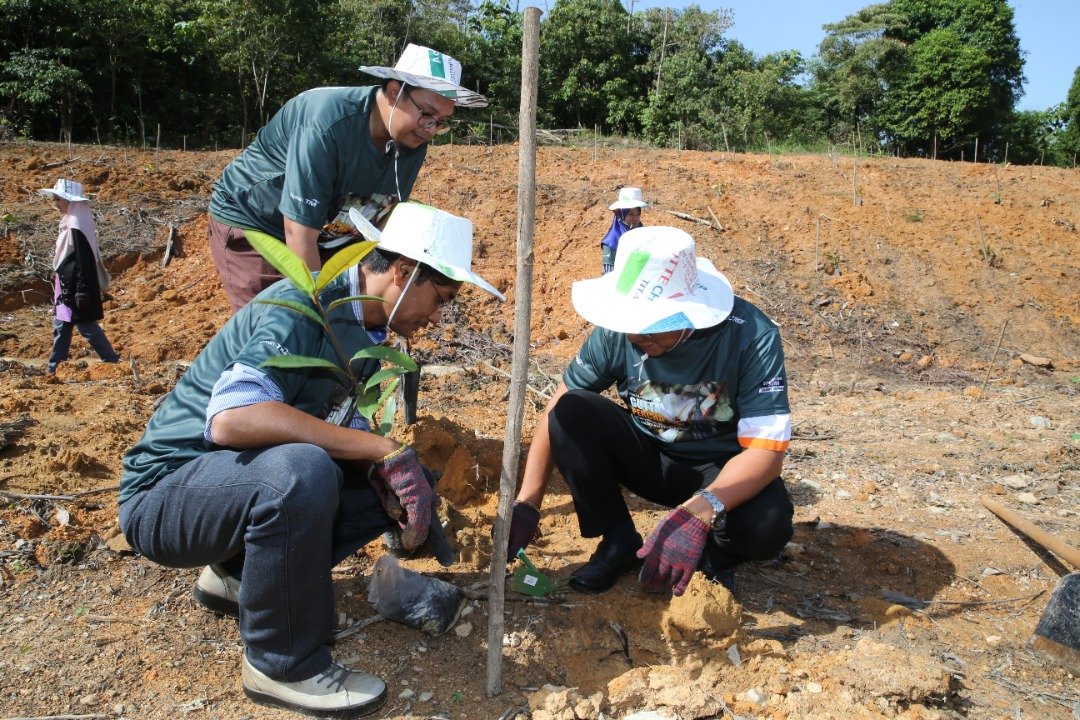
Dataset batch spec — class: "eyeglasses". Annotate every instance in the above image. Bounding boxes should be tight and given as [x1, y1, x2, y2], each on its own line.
[403, 91, 453, 135]
[431, 281, 457, 308]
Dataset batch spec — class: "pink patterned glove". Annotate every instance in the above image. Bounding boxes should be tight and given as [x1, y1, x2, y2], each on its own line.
[636, 506, 709, 596]
[368, 446, 435, 551]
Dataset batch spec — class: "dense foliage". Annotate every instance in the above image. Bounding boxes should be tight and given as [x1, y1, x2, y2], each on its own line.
[1, 0, 1075, 166]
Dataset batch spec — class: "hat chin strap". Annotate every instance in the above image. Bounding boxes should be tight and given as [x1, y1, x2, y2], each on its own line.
[385, 261, 420, 331]
[385, 84, 405, 198]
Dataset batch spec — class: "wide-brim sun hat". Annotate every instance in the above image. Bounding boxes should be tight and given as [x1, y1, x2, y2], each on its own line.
[572, 226, 733, 334]
[349, 202, 504, 301]
[609, 186, 648, 211]
[359, 44, 488, 109]
[39, 178, 89, 202]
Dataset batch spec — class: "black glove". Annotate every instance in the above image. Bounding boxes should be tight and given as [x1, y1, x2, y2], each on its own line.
[506, 501, 540, 563]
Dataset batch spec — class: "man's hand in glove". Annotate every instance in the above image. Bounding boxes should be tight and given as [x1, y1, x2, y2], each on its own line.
[505, 501, 540, 563]
[368, 445, 436, 551]
[636, 506, 709, 596]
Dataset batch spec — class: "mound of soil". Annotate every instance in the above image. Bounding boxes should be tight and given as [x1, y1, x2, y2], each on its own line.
[0, 141, 1077, 719]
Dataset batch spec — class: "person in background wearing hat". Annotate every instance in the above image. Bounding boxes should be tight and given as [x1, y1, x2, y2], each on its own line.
[40, 178, 120, 374]
[209, 43, 488, 313]
[508, 226, 793, 597]
[120, 202, 502, 718]
[600, 186, 647, 274]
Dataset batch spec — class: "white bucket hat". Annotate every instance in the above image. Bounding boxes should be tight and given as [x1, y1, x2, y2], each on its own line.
[349, 202, 504, 301]
[359, 44, 488, 108]
[572, 226, 733, 334]
[39, 178, 89, 202]
[609, 187, 648, 211]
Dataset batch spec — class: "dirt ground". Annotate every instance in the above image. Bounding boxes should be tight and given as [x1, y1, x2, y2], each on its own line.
[1, 140, 1078, 720]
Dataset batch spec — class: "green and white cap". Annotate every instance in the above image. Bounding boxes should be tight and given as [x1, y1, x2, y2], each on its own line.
[359, 44, 488, 108]
[572, 226, 733, 334]
[349, 202, 504, 301]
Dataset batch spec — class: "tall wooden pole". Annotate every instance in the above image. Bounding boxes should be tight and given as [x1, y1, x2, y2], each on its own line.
[487, 5, 540, 698]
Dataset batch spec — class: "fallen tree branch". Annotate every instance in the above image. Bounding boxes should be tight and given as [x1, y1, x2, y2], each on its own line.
[0, 485, 119, 502]
[666, 210, 716, 228]
[481, 361, 552, 401]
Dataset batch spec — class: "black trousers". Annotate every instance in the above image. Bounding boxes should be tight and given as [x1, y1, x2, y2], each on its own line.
[548, 389, 794, 572]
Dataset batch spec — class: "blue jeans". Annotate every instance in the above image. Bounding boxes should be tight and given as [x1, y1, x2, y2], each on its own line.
[119, 443, 394, 681]
[49, 318, 120, 369]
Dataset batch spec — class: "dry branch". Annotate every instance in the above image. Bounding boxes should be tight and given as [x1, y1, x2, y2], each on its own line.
[666, 210, 716, 228]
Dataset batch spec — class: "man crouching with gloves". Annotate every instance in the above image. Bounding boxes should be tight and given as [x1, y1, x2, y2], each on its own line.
[120, 202, 503, 718]
[509, 226, 793, 597]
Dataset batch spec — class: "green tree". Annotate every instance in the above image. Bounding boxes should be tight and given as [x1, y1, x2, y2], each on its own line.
[1059, 66, 1080, 160]
[538, 0, 636, 129]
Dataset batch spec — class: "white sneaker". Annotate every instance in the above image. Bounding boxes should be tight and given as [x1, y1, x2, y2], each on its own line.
[193, 565, 240, 618]
[242, 656, 387, 717]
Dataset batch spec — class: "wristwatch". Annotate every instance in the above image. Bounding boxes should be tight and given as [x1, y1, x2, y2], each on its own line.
[694, 489, 727, 530]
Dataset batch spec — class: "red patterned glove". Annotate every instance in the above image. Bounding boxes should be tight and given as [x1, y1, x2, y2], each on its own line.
[368, 445, 435, 551]
[505, 501, 541, 564]
[636, 506, 709, 596]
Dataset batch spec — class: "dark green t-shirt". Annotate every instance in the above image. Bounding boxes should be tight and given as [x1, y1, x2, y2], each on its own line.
[209, 86, 426, 239]
[563, 296, 790, 462]
[119, 271, 378, 501]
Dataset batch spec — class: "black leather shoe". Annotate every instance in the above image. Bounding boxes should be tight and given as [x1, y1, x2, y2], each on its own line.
[703, 567, 737, 595]
[568, 535, 643, 594]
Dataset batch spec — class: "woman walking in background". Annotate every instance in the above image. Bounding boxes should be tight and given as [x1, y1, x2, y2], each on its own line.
[40, 178, 120, 373]
[600, 187, 647, 274]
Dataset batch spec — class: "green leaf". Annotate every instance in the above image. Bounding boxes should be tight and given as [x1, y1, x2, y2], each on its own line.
[378, 395, 398, 436]
[363, 366, 409, 390]
[244, 229, 315, 295]
[254, 298, 324, 326]
[259, 355, 350, 381]
[326, 294, 388, 313]
[315, 241, 377, 293]
[352, 345, 418, 372]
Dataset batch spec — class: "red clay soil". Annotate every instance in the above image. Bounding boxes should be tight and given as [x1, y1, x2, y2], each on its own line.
[0, 141, 1078, 719]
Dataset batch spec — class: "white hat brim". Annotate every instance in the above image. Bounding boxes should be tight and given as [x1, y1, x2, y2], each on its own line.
[39, 189, 89, 202]
[572, 258, 733, 334]
[359, 66, 488, 108]
[609, 200, 648, 210]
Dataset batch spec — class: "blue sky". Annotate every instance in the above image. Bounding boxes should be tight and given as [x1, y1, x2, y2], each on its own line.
[622, 0, 1078, 111]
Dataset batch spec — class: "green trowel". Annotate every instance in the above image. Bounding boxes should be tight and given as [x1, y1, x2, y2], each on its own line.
[510, 549, 567, 597]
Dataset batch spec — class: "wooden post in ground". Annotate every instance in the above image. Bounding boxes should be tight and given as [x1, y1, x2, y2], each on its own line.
[487, 4, 540, 698]
[974, 137, 978, 164]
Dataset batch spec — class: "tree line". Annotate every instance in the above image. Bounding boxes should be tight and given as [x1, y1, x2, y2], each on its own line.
[3, 0, 1078, 166]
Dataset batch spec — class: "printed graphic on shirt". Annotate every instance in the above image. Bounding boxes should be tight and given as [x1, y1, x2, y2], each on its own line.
[759, 376, 785, 394]
[626, 378, 734, 443]
[319, 193, 398, 249]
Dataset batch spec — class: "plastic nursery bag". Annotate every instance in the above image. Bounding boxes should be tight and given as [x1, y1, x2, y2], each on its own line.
[367, 555, 465, 636]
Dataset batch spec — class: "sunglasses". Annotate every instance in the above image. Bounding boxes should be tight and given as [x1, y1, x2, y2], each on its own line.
[404, 91, 453, 135]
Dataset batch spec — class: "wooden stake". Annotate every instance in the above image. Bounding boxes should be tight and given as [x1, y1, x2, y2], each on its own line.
[163, 223, 178, 267]
[977, 318, 1007, 400]
[487, 5, 540, 698]
[974, 137, 978, 164]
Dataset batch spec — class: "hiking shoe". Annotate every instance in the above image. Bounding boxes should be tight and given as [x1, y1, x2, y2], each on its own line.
[242, 656, 387, 718]
[193, 565, 240, 618]
[568, 535, 643, 594]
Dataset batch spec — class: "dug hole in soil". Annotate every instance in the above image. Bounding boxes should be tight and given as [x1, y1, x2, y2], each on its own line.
[1, 141, 1078, 719]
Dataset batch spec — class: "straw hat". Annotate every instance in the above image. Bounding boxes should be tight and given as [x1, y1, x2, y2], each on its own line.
[359, 44, 487, 108]
[571, 226, 733, 334]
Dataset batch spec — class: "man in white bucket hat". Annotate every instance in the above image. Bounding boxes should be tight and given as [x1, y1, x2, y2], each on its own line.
[121, 202, 501, 718]
[209, 43, 488, 313]
[509, 226, 793, 597]
[600, 186, 647, 273]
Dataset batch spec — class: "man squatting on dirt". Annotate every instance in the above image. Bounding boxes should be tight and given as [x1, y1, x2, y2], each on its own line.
[207, 43, 487, 313]
[119, 203, 503, 718]
[508, 226, 794, 596]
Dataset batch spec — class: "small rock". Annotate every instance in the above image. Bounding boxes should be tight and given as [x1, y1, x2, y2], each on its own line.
[743, 688, 765, 704]
[418, 691, 433, 702]
[1016, 492, 1040, 505]
[454, 622, 473, 638]
[1018, 353, 1052, 368]
[836, 490, 852, 500]
[79, 694, 97, 706]
[981, 567, 1005, 577]
[806, 682, 823, 693]
[399, 688, 415, 699]
[985, 635, 1003, 647]
[1001, 474, 1031, 489]
[934, 432, 959, 443]
[915, 355, 933, 369]
[1029, 416, 1052, 429]
[726, 644, 742, 667]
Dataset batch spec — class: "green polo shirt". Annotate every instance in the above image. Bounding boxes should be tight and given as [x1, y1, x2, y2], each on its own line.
[119, 271, 379, 501]
[209, 86, 427, 239]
